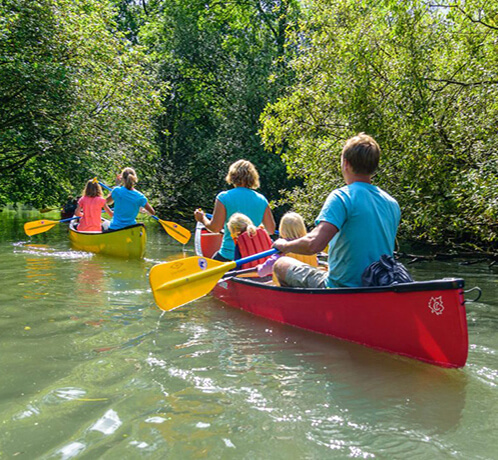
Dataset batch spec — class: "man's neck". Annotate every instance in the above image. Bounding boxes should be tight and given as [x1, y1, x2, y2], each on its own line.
[344, 174, 372, 185]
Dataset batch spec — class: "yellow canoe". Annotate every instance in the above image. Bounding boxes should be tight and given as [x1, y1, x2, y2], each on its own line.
[68, 221, 146, 258]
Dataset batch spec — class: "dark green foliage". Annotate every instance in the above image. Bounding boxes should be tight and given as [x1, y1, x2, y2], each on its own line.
[139, 0, 300, 218]
[2, 0, 496, 250]
[0, 0, 161, 207]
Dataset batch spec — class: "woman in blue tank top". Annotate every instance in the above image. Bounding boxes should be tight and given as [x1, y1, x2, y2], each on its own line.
[106, 167, 155, 230]
[194, 160, 276, 261]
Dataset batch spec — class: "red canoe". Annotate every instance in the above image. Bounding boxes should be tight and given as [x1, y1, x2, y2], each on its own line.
[195, 224, 469, 368]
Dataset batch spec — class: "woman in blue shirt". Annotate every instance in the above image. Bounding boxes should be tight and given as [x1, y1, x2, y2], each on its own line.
[106, 167, 155, 230]
[194, 160, 276, 261]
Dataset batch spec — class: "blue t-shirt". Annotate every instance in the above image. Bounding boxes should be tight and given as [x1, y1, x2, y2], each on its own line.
[216, 187, 269, 260]
[109, 186, 147, 230]
[316, 182, 400, 288]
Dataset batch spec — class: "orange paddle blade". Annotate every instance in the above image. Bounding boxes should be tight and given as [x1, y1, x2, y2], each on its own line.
[24, 219, 59, 236]
[149, 256, 236, 311]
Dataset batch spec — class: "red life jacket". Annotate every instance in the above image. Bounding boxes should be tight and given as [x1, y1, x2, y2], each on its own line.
[236, 228, 273, 269]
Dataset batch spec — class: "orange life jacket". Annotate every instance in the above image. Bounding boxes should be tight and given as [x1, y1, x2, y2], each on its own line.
[287, 252, 319, 267]
[269, 252, 319, 286]
[236, 228, 273, 269]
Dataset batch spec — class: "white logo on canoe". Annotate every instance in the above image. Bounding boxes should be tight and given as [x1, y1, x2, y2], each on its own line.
[198, 258, 208, 270]
[428, 296, 444, 315]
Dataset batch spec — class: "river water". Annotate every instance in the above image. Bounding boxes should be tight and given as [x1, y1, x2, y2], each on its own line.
[0, 208, 496, 459]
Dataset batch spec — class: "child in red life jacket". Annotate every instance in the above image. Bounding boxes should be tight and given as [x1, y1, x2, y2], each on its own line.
[227, 212, 319, 281]
[227, 213, 259, 260]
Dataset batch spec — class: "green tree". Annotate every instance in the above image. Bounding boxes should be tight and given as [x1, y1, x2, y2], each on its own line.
[261, 0, 498, 249]
[0, 0, 162, 207]
[139, 0, 300, 217]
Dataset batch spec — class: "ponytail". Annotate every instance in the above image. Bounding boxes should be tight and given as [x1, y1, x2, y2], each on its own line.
[228, 213, 257, 238]
[121, 167, 138, 190]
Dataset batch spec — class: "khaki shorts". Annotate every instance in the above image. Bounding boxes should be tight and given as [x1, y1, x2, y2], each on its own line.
[284, 263, 328, 289]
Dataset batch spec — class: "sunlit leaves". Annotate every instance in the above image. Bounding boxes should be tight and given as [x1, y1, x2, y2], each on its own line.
[261, 0, 498, 248]
[0, 0, 162, 207]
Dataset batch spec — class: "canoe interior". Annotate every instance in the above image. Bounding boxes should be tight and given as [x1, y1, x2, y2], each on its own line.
[69, 221, 146, 258]
[195, 222, 223, 258]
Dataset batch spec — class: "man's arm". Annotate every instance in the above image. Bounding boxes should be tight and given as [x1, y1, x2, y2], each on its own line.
[273, 221, 338, 255]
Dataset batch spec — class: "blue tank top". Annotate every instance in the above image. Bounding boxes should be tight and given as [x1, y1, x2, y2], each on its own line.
[109, 186, 147, 230]
[216, 187, 269, 259]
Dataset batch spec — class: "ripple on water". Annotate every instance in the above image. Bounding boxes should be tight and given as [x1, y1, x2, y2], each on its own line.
[90, 409, 122, 435]
[56, 442, 86, 460]
[44, 388, 87, 404]
[13, 242, 94, 260]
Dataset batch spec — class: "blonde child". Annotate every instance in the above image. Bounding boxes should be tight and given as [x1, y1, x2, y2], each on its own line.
[257, 212, 319, 278]
[227, 212, 257, 260]
[75, 179, 114, 232]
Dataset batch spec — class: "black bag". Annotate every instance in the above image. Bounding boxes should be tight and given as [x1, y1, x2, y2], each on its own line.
[361, 254, 414, 287]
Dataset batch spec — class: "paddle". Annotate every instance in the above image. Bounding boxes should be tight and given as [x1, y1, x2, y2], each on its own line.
[24, 216, 80, 236]
[99, 181, 191, 245]
[149, 248, 278, 311]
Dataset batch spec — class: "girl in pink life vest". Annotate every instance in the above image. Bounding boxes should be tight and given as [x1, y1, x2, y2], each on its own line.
[74, 179, 113, 232]
[257, 212, 319, 280]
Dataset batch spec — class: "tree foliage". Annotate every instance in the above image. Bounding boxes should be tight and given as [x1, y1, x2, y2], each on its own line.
[261, 0, 498, 248]
[2, 0, 496, 250]
[137, 0, 300, 216]
[0, 0, 162, 206]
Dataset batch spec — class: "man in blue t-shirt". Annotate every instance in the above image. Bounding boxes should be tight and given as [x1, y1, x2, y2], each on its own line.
[273, 133, 400, 288]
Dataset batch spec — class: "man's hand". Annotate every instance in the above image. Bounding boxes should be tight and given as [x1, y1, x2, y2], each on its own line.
[272, 238, 290, 254]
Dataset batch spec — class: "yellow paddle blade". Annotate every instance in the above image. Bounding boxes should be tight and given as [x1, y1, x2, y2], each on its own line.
[157, 218, 191, 244]
[24, 219, 59, 236]
[149, 256, 237, 311]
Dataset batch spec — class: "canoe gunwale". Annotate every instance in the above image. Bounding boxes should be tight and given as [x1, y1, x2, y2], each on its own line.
[225, 276, 465, 295]
[68, 221, 145, 235]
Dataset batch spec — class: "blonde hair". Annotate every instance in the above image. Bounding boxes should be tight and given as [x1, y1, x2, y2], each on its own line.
[226, 160, 260, 189]
[342, 133, 381, 175]
[121, 167, 138, 190]
[228, 213, 257, 238]
[279, 212, 307, 240]
[82, 180, 103, 198]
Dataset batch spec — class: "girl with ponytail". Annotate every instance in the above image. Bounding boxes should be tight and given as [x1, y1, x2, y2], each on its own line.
[106, 167, 155, 230]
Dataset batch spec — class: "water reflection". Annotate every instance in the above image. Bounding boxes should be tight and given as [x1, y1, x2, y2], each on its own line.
[230, 312, 469, 434]
[75, 259, 106, 298]
[23, 245, 56, 300]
